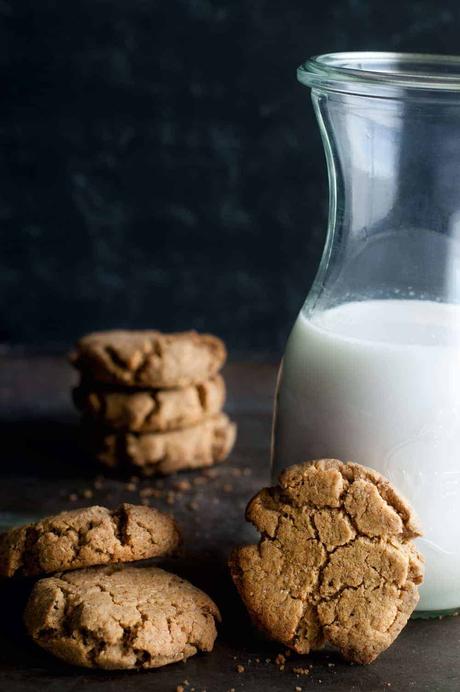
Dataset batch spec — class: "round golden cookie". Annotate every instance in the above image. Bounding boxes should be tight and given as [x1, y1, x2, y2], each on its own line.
[70, 330, 226, 388]
[74, 375, 226, 433]
[95, 413, 237, 476]
[229, 459, 424, 664]
[24, 565, 221, 669]
[0, 504, 181, 578]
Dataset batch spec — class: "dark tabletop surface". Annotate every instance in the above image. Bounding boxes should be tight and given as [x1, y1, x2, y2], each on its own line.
[0, 355, 459, 692]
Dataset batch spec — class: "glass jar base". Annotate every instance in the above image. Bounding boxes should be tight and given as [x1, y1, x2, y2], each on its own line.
[411, 608, 459, 620]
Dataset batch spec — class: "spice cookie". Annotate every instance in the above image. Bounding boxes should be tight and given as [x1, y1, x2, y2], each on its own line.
[24, 565, 220, 669]
[70, 330, 226, 388]
[0, 504, 181, 578]
[95, 413, 237, 476]
[74, 375, 226, 433]
[229, 459, 424, 664]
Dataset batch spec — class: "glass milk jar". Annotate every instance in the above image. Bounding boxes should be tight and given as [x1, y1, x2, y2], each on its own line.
[272, 53, 460, 616]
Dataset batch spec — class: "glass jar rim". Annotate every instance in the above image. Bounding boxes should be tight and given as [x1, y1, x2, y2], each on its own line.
[298, 52, 460, 96]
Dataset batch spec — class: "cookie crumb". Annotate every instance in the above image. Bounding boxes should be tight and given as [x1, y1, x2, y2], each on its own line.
[223, 483, 233, 493]
[176, 687, 185, 692]
[293, 667, 310, 676]
[188, 501, 199, 511]
[173, 480, 192, 492]
[295, 687, 302, 691]
[140, 487, 162, 499]
[82, 488, 93, 499]
[68, 493, 78, 502]
[236, 664, 245, 673]
[275, 654, 286, 666]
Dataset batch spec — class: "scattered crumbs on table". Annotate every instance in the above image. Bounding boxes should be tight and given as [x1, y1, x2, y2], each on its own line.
[293, 666, 310, 676]
[139, 487, 162, 498]
[68, 493, 78, 502]
[166, 491, 176, 505]
[236, 664, 245, 673]
[295, 687, 302, 691]
[203, 467, 219, 479]
[82, 488, 93, 499]
[275, 653, 286, 666]
[173, 480, 192, 492]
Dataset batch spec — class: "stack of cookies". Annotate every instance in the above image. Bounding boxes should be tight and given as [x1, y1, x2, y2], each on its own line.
[0, 503, 221, 670]
[70, 329, 237, 476]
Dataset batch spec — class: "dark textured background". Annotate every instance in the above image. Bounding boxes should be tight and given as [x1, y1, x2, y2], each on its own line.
[2, 1, 460, 354]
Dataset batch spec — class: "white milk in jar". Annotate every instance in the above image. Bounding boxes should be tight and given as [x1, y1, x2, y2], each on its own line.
[272, 299, 460, 613]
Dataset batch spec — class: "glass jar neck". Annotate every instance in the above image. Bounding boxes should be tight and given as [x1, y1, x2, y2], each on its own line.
[305, 88, 460, 314]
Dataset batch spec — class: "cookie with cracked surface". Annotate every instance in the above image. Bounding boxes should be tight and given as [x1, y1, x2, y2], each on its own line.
[70, 330, 226, 388]
[0, 504, 181, 578]
[95, 413, 237, 476]
[74, 374, 226, 433]
[229, 459, 424, 664]
[24, 565, 220, 669]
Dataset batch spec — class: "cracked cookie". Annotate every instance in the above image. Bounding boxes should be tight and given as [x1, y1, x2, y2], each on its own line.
[229, 459, 424, 664]
[24, 565, 220, 669]
[0, 503, 181, 578]
[74, 374, 226, 433]
[70, 330, 226, 388]
[94, 413, 237, 476]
